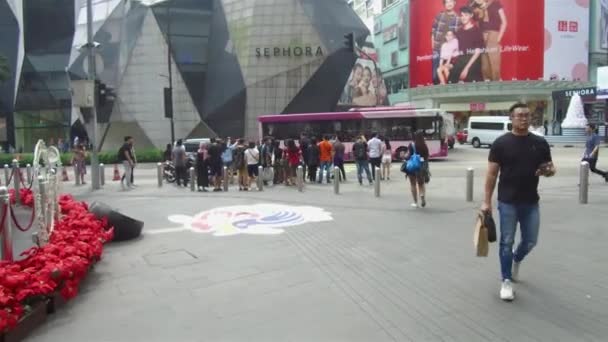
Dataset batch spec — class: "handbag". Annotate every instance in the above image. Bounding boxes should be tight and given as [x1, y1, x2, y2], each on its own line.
[406, 144, 421, 173]
[482, 210, 497, 243]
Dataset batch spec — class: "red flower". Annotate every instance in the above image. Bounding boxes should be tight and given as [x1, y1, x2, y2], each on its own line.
[0, 194, 113, 332]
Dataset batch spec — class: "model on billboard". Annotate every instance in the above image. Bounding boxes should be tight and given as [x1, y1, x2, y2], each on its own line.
[437, 30, 460, 84]
[469, 0, 507, 81]
[448, 6, 484, 83]
[352, 66, 377, 106]
[340, 63, 363, 104]
[431, 0, 460, 84]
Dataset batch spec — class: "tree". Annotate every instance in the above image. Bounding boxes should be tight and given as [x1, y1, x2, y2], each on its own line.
[0, 54, 10, 85]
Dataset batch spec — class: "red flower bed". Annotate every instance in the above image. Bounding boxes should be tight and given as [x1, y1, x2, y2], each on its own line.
[8, 188, 34, 208]
[0, 194, 113, 332]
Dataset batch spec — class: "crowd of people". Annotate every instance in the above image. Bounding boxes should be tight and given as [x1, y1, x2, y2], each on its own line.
[163, 133, 432, 207]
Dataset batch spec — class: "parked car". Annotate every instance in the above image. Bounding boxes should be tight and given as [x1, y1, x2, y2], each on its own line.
[467, 116, 512, 148]
[456, 129, 468, 144]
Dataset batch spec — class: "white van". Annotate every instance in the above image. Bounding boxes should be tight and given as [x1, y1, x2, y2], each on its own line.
[467, 116, 512, 148]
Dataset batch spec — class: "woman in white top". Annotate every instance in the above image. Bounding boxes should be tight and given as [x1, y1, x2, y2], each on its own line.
[245, 142, 260, 190]
[381, 137, 392, 180]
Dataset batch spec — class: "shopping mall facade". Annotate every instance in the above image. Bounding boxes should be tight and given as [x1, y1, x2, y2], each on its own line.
[0, 0, 369, 151]
[374, 0, 607, 134]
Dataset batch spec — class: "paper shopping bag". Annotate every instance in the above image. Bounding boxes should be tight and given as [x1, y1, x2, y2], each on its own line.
[474, 212, 489, 257]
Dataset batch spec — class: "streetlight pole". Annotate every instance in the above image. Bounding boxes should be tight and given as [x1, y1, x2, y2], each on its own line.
[86, 0, 100, 190]
[167, 3, 175, 144]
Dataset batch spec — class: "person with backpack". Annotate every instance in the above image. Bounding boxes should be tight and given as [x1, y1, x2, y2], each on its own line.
[118, 136, 135, 190]
[403, 131, 430, 208]
[233, 139, 248, 191]
[352, 135, 372, 185]
[306, 137, 320, 183]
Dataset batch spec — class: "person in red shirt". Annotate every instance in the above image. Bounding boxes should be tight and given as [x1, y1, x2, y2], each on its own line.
[317, 135, 334, 184]
[283, 139, 302, 186]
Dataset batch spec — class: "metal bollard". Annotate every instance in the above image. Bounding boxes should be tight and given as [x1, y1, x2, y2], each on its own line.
[579, 161, 589, 204]
[333, 166, 340, 194]
[3, 165, 9, 186]
[374, 167, 381, 197]
[26, 164, 32, 185]
[257, 166, 264, 191]
[11, 160, 20, 204]
[189, 167, 196, 192]
[223, 166, 229, 192]
[466, 167, 474, 202]
[0, 187, 13, 261]
[75, 163, 81, 186]
[100, 163, 105, 186]
[296, 166, 304, 192]
[37, 175, 50, 246]
[157, 163, 163, 187]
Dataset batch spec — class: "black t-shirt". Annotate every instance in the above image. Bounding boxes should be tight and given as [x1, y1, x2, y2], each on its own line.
[456, 26, 485, 56]
[489, 133, 552, 204]
[207, 143, 222, 163]
[118, 143, 132, 162]
[353, 142, 368, 161]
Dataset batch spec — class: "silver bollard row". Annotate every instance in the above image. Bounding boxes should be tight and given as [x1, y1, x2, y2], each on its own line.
[374, 167, 381, 197]
[579, 161, 589, 204]
[296, 166, 304, 192]
[257, 166, 264, 191]
[157, 163, 163, 187]
[333, 166, 340, 195]
[466, 167, 474, 202]
[223, 166, 229, 192]
[190, 167, 196, 192]
[3, 164, 9, 186]
[100, 163, 105, 186]
[12, 159, 20, 204]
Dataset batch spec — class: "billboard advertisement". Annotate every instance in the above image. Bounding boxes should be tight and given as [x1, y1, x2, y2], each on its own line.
[599, 0, 608, 50]
[338, 47, 389, 107]
[409, 0, 589, 87]
[544, 0, 590, 81]
[598, 66, 608, 100]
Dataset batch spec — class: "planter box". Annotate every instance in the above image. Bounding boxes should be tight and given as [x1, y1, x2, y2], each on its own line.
[46, 291, 67, 314]
[1, 302, 47, 342]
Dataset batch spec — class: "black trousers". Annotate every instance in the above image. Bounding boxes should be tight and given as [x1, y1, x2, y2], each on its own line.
[370, 157, 381, 180]
[583, 158, 607, 178]
[176, 165, 188, 186]
[308, 165, 318, 182]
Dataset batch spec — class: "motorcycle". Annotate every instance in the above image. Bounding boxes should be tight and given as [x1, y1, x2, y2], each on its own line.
[163, 156, 195, 184]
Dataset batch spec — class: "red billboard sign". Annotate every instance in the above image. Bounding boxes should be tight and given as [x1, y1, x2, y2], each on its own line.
[409, 0, 545, 87]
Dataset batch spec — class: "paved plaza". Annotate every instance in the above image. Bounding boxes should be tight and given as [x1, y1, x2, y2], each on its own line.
[26, 146, 608, 342]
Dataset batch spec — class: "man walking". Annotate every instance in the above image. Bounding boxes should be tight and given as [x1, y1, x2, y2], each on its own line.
[582, 124, 608, 181]
[118, 136, 135, 190]
[352, 136, 373, 185]
[367, 133, 383, 180]
[121, 136, 136, 186]
[318, 135, 333, 184]
[482, 103, 556, 301]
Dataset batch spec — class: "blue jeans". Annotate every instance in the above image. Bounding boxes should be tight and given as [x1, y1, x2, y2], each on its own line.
[318, 161, 331, 183]
[356, 160, 372, 184]
[498, 202, 540, 281]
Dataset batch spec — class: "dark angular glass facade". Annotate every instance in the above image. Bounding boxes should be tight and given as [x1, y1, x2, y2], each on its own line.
[0, 0, 369, 151]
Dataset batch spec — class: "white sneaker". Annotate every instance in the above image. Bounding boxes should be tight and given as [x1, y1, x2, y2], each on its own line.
[500, 280, 515, 301]
[410, 203, 418, 208]
[512, 261, 521, 282]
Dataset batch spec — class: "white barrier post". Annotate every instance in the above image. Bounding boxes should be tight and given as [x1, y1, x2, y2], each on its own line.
[99, 163, 105, 186]
[157, 163, 163, 187]
[0, 187, 13, 261]
[223, 166, 229, 192]
[3, 165, 9, 186]
[257, 166, 264, 191]
[11, 160, 20, 204]
[26, 164, 32, 186]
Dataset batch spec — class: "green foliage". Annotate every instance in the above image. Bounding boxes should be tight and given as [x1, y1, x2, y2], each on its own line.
[1, 149, 163, 166]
